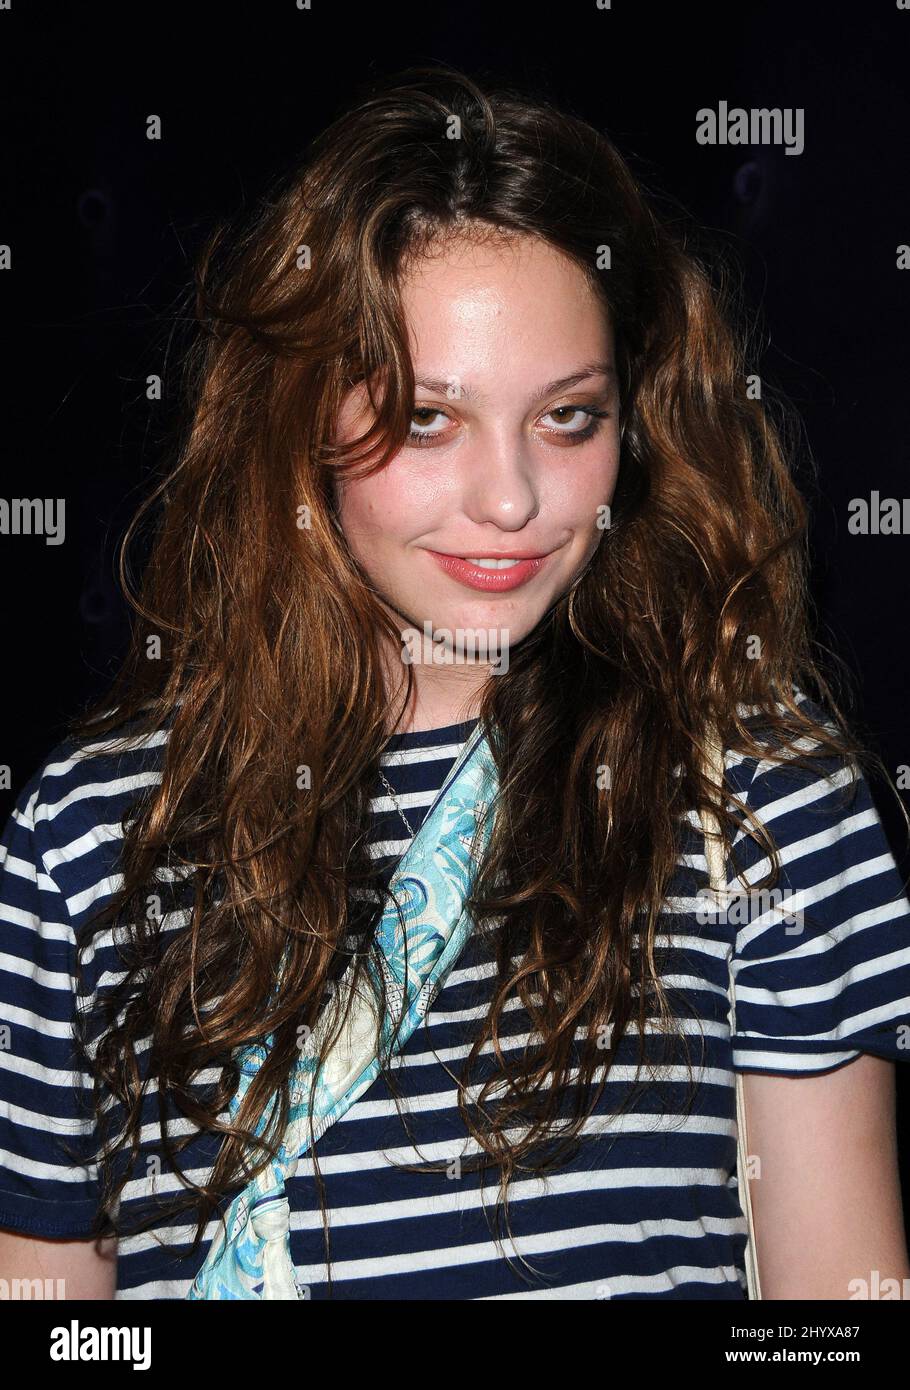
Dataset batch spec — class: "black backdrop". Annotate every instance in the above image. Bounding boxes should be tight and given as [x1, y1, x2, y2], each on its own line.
[2, 0, 909, 1222]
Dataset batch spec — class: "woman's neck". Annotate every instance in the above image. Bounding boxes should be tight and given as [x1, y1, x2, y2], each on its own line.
[375, 606, 498, 735]
[387, 680, 483, 735]
[383, 656, 490, 735]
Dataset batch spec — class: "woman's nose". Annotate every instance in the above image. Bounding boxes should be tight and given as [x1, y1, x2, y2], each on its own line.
[459, 431, 541, 530]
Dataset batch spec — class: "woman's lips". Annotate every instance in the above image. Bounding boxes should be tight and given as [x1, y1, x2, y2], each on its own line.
[426, 550, 549, 591]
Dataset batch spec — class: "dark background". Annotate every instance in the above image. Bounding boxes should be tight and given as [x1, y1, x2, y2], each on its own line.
[2, 0, 910, 1219]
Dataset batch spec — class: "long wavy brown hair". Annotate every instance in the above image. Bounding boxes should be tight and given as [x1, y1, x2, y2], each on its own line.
[69, 63, 892, 1283]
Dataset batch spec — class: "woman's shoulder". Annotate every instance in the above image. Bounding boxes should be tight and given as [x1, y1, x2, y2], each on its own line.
[718, 679, 910, 980]
[1, 708, 173, 925]
[726, 682, 859, 806]
[715, 686, 910, 1074]
[722, 680, 893, 878]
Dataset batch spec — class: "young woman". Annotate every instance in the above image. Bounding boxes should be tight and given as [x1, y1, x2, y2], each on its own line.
[1, 66, 909, 1301]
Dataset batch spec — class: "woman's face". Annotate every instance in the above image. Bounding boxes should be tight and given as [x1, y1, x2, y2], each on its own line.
[333, 233, 621, 659]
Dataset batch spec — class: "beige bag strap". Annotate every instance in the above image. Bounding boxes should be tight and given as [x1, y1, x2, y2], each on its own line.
[702, 731, 763, 1300]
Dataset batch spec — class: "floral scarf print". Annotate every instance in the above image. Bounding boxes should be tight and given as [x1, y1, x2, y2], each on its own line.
[187, 724, 496, 1299]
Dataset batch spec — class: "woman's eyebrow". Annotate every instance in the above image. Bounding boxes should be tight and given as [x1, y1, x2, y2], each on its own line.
[412, 360, 618, 407]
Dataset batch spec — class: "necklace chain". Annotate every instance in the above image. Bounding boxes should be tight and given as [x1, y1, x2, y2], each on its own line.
[377, 767, 415, 839]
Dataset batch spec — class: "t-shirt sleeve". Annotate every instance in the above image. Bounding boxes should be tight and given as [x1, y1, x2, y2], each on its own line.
[727, 746, 910, 1076]
[0, 765, 103, 1237]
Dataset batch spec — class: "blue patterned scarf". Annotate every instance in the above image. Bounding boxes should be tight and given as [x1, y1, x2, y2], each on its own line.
[187, 723, 495, 1299]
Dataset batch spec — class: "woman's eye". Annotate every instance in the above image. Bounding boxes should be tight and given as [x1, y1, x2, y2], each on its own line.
[540, 405, 611, 445]
[407, 407, 450, 445]
[542, 406, 598, 432]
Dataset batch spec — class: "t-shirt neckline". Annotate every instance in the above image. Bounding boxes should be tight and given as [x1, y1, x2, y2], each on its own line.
[382, 715, 480, 754]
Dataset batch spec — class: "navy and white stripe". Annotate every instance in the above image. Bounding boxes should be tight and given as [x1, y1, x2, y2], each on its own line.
[1, 693, 909, 1299]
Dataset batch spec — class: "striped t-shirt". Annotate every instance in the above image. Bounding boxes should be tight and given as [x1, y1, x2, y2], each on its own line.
[2, 696, 910, 1299]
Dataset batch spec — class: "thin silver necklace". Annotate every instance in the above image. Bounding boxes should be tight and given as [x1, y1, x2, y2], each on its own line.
[377, 766, 416, 839]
